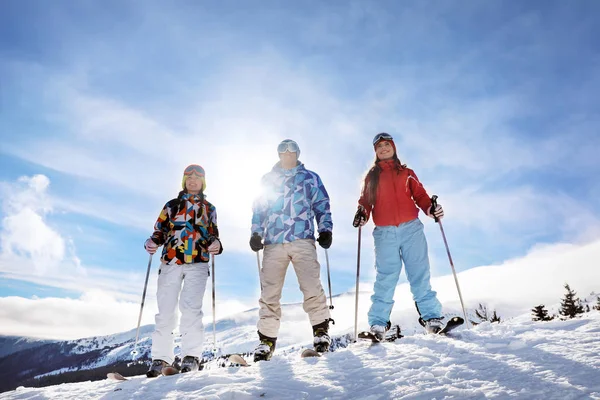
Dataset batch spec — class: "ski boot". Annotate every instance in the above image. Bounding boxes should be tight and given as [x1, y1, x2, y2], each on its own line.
[424, 317, 444, 334]
[180, 356, 201, 373]
[253, 331, 276, 362]
[146, 359, 168, 378]
[369, 321, 391, 342]
[312, 320, 331, 353]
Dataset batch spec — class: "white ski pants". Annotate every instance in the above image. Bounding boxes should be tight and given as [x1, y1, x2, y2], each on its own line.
[257, 239, 330, 338]
[151, 262, 209, 364]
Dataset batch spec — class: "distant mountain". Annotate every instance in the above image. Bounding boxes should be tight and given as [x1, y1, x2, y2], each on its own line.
[0, 325, 155, 393]
[0, 336, 55, 359]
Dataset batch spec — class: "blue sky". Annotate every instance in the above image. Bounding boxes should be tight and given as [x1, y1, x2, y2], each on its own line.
[1, 0, 599, 339]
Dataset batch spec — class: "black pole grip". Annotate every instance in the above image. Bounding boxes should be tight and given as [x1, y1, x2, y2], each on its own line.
[352, 207, 364, 228]
[431, 195, 439, 223]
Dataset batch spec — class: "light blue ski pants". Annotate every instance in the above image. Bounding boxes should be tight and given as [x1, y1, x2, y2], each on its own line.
[368, 218, 442, 326]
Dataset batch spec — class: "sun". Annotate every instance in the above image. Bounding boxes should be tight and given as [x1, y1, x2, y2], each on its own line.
[205, 144, 278, 230]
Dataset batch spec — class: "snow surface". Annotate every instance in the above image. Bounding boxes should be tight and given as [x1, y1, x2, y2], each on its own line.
[2, 311, 599, 400]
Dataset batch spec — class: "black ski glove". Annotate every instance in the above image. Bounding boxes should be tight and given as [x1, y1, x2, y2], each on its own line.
[317, 231, 332, 249]
[249, 232, 264, 252]
[352, 206, 367, 228]
[206, 236, 223, 255]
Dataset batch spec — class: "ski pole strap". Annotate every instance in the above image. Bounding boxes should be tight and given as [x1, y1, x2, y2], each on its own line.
[431, 195, 439, 223]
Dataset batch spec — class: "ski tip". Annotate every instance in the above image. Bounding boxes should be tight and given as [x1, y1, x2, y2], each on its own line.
[357, 331, 381, 343]
[161, 366, 180, 376]
[300, 348, 321, 358]
[107, 372, 128, 381]
[228, 354, 249, 367]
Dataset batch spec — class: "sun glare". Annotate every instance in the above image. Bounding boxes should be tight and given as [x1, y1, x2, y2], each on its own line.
[208, 144, 277, 224]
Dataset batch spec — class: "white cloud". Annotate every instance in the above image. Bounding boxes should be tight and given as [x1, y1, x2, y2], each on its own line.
[0, 175, 142, 300]
[0, 291, 149, 340]
[0, 175, 69, 274]
[4, 48, 598, 260]
[0, 288, 254, 340]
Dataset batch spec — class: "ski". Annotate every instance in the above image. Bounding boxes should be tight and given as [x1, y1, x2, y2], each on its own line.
[419, 316, 464, 335]
[300, 348, 321, 358]
[161, 365, 180, 376]
[107, 372, 128, 381]
[439, 316, 464, 334]
[228, 354, 249, 367]
[358, 324, 403, 343]
[358, 331, 381, 343]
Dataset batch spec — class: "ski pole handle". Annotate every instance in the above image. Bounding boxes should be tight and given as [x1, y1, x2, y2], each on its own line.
[353, 206, 366, 228]
[431, 195, 439, 223]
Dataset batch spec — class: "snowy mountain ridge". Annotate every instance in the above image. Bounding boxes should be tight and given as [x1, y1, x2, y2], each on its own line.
[1, 289, 600, 398]
[1, 309, 599, 399]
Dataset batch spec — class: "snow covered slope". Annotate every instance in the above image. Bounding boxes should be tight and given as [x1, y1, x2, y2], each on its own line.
[2, 311, 599, 399]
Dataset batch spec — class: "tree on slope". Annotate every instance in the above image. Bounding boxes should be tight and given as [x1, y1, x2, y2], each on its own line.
[475, 303, 489, 322]
[489, 310, 501, 323]
[595, 297, 600, 311]
[532, 305, 553, 322]
[559, 283, 585, 319]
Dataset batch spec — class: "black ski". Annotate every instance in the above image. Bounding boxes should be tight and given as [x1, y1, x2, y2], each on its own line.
[358, 331, 381, 343]
[358, 324, 403, 343]
[419, 316, 464, 335]
[439, 316, 464, 334]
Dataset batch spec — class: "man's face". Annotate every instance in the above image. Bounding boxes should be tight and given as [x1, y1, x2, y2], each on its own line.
[279, 151, 298, 163]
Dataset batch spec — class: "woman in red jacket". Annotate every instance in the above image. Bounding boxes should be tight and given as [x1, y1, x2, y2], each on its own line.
[354, 133, 445, 340]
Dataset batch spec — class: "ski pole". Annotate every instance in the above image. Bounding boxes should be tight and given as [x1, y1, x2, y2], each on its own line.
[431, 195, 470, 328]
[212, 254, 217, 351]
[354, 226, 362, 342]
[325, 249, 334, 310]
[256, 250, 261, 278]
[132, 253, 153, 358]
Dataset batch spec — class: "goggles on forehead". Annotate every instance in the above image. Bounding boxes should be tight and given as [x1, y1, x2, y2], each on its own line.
[277, 140, 299, 153]
[373, 132, 394, 146]
[184, 165, 205, 176]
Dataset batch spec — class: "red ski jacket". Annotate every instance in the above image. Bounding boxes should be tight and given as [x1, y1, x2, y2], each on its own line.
[358, 160, 432, 227]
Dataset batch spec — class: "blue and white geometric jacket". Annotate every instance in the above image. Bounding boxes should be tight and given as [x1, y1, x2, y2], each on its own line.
[251, 162, 333, 245]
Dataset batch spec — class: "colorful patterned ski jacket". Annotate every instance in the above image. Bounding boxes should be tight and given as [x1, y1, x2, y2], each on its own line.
[251, 162, 332, 245]
[358, 160, 432, 227]
[150, 192, 223, 265]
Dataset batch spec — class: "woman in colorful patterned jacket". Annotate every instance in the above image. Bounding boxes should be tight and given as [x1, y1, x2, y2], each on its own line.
[143, 164, 223, 377]
[249, 139, 333, 361]
[353, 133, 445, 341]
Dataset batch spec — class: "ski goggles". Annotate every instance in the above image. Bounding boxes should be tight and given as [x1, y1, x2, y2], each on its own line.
[183, 164, 205, 177]
[277, 140, 299, 154]
[373, 132, 394, 146]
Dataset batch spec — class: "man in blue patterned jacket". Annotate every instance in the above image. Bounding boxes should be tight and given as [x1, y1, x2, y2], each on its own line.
[249, 139, 333, 361]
